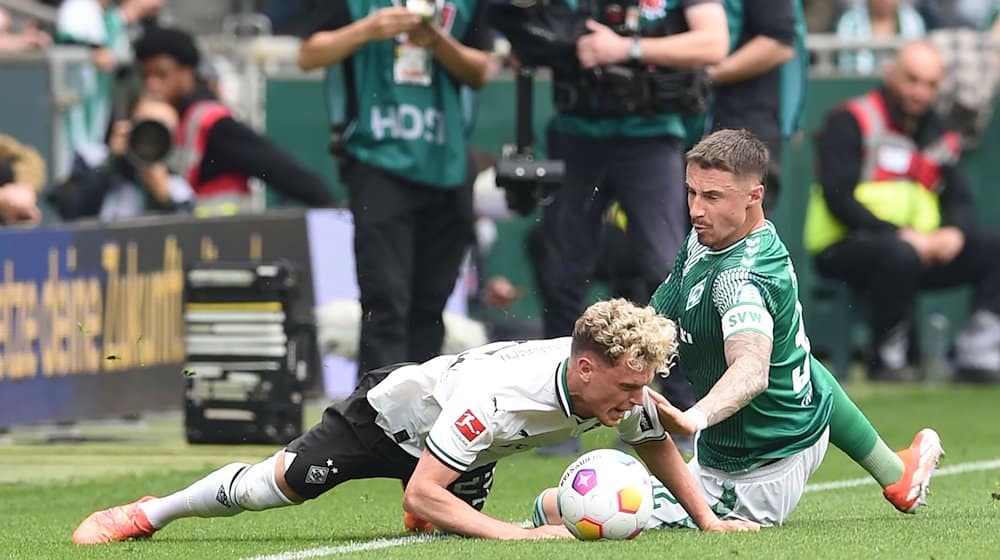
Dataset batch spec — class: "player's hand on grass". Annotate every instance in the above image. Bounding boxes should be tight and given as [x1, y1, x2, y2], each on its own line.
[522, 524, 573, 539]
[701, 518, 760, 533]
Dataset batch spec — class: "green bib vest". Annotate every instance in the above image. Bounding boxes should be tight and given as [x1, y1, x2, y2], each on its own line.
[328, 0, 479, 187]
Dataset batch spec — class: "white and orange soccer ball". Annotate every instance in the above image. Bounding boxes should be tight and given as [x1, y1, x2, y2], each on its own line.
[556, 448, 654, 541]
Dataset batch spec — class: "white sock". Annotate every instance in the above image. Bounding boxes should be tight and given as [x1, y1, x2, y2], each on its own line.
[230, 455, 296, 511]
[140, 462, 250, 529]
[140, 452, 296, 529]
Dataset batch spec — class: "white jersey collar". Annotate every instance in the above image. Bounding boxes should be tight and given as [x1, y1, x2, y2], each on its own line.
[555, 359, 574, 418]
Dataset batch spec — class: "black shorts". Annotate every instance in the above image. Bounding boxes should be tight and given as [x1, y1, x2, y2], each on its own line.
[283, 364, 495, 510]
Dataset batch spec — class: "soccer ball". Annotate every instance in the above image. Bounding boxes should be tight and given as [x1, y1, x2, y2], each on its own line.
[556, 448, 654, 540]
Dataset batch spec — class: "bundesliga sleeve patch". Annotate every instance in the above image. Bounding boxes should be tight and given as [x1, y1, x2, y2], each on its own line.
[453, 409, 486, 442]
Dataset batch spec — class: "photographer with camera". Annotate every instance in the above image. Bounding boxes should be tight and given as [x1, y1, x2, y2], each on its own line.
[55, 0, 165, 154]
[46, 93, 194, 221]
[102, 94, 194, 219]
[133, 26, 337, 215]
[502, 0, 728, 338]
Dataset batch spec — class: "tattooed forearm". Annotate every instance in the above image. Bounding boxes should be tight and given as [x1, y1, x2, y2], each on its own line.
[696, 331, 772, 427]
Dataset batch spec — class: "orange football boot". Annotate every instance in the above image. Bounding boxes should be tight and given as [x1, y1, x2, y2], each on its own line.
[399, 481, 435, 532]
[883, 428, 944, 513]
[71, 496, 157, 544]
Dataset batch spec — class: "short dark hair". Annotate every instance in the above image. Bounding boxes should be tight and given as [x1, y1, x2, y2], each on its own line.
[686, 129, 770, 185]
[134, 26, 200, 69]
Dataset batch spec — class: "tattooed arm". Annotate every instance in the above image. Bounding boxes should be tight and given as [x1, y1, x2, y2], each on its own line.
[693, 331, 772, 426]
[652, 330, 772, 436]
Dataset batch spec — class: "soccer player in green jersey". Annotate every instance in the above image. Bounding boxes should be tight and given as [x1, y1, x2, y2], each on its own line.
[531, 129, 943, 529]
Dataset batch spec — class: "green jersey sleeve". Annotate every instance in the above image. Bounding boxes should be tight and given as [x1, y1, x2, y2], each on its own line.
[712, 270, 775, 341]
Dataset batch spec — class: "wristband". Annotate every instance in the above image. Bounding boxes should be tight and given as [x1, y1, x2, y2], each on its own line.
[685, 407, 709, 432]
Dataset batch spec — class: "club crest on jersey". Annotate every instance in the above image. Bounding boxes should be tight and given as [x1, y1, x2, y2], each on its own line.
[685, 279, 706, 311]
[454, 409, 486, 442]
[305, 465, 330, 485]
[639, 0, 665, 19]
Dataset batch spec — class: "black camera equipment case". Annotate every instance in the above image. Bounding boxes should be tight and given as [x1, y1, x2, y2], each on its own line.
[182, 261, 312, 444]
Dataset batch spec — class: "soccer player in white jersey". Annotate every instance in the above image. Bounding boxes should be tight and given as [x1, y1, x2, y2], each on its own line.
[531, 129, 944, 530]
[72, 299, 758, 544]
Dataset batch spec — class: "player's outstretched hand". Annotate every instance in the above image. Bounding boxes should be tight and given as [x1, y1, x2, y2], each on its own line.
[523, 524, 573, 539]
[702, 518, 760, 533]
[646, 388, 699, 436]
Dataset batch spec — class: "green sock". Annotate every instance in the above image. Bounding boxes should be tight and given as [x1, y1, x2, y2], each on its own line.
[858, 439, 904, 488]
[820, 366, 904, 487]
[531, 489, 552, 527]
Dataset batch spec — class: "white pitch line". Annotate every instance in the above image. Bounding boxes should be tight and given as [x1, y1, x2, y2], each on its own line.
[805, 458, 1000, 492]
[242, 458, 1000, 560]
[241, 534, 441, 560]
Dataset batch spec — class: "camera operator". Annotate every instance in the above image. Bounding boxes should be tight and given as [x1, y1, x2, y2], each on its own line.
[529, 0, 727, 334]
[493, 0, 728, 455]
[46, 93, 194, 221]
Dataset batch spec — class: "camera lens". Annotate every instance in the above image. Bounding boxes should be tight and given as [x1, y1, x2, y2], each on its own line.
[127, 119, 172, 165]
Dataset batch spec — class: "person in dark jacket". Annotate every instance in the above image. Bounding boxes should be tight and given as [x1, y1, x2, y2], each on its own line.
[805, 40, 1000, 383]
[133, 26, 337, 214]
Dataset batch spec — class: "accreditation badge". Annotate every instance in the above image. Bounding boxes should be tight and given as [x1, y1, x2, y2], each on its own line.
[625, 6, 640, 32]
[394, 40, 432, 86]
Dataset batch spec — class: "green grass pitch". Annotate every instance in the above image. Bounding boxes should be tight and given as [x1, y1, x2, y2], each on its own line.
[2, 383, 999, 559]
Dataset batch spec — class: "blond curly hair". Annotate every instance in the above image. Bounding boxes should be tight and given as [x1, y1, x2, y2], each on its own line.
[572, 298, 678, 374]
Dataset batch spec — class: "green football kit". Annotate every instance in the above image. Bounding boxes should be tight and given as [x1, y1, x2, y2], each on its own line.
[642, 222, 837, 527]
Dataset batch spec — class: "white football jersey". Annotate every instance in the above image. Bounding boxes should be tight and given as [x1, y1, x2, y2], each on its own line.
[366, 338, 668, 471]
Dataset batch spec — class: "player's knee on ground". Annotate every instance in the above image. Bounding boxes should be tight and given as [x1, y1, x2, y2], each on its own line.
[231, 452, 296, 511]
